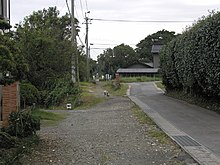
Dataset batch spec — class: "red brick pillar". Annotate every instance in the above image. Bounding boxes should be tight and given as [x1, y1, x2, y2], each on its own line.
[2, 82, 20, 127]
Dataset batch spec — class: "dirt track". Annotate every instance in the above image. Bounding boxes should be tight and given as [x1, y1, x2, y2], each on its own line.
[21, 84, 196, 165]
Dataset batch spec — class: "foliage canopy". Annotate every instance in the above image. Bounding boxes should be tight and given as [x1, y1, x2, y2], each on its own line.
[160, 11, 220, 103]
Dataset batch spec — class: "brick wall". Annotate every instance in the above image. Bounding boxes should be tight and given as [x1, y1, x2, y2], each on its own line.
[2, 82, 20, 127]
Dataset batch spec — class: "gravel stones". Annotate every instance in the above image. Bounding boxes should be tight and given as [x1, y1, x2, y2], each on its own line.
[21, 85, 197, 165]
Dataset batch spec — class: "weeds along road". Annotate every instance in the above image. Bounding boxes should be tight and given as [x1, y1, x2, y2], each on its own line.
[21, 83, 196, 165]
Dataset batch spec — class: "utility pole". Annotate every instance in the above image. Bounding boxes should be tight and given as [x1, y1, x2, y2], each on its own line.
[85, 11, 90, 82]
[71, 0, 79, 84]
[8, 0, 10, 24]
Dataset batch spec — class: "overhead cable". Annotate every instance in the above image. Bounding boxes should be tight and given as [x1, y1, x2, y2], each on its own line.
[85, 0, 89, 11]
[92, 18, 193, 23]
[79, 0, 85, 19]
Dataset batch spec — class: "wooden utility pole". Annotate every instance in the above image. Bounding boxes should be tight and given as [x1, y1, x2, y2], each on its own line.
[71, 0, 76, 83]
[85, 11, 90, 82]
[71, 0, 79, 83]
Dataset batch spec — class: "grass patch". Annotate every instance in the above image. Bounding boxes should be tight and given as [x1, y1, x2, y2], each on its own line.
[132, 104, 172, 145]
[101, 154, 111, 165]
[75, 93, 106, 110]
[31, 110, 66, 126]
[46, 82, 106, 110]
[80, 82, 96, 92]
[155, 81, 165, 90]
[74, 82, 106, 110]
[120, 76, 161, 83]
[132, 105, 155, 125]
[148, 130, 171, 144]
[101, 81, 128, 96]
[0, 134, 39, 165]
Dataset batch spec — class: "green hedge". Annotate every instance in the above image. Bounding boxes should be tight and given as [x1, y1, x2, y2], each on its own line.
[160, 11, 220, 99]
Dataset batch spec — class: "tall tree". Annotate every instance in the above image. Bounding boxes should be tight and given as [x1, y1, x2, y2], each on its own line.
[113, 44, 137, 68]
[97, 48, 114, 76]
[97, 44, 137, 76]
[0, 33, 28, 85]
[136, 29, 177, 62]
[15, 7, 79, 89]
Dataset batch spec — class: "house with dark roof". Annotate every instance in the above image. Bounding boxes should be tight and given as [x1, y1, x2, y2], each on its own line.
[116, 42, 163, 77]
[117, 63, 158, 77]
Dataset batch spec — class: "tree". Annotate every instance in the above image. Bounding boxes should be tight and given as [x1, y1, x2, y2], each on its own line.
[113, 44, 137, 68]
[97, 48, 114, 75]
[0, 19, 11, 33]
[15, 7, 79, 89]
[136, 29, 177, 62]
[97, 44, 137, 76]
[0, 33, 28, 85]
[14, 7, 82, 107]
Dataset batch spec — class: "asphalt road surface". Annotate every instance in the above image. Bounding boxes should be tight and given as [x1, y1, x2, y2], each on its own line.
[129, 82, 220, 159]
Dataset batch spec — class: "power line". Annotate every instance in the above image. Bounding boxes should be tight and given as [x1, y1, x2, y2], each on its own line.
[65, 0, 71, 17]
[91, 43, 118, 46]
[59, 0, 67, 13]
[92, 18, 193, 23]
[84, 0, 89, 11]
[78, 36, 85, 46]
[79, 0, 85, 19]
[74, 4, 79, 20]
[91, 48, 109, 50]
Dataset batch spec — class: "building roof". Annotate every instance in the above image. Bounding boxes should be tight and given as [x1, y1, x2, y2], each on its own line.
[126, 62, 154, 69]
[151, 44, 163, 53]
[145, 63, 154, 68]
[117, 68, 159, 74]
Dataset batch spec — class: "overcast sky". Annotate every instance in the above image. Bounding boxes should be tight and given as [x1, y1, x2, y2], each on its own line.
[11, 0, 220, 60]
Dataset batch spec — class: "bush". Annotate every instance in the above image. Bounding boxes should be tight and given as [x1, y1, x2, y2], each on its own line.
[20, 82, 40, 108]
[44, 78, 81, 107]
[160, 11, 220, 102]
[0, 132, 17, 149]
[4, 110, 40, 138]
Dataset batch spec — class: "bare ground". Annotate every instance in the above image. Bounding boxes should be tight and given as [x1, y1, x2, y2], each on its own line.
[21, 84, 197, 165]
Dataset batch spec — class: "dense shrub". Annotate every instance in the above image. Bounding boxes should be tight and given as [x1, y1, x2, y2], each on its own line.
[4, 110, 40, 138]
[20, 82, 40, 108]
[160, 11, 220, 101]
[0, 132, 17, 149]
[44, 78, 81, 107]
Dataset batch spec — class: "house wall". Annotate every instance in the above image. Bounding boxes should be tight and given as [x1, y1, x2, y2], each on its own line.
[119, 73, 157, 77]
[153, 54, 160, 68]
[2, 82, 20, 127]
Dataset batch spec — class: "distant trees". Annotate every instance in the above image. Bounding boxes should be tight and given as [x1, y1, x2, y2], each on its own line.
[113, 44, 138, 68]
[136, 29, 177, 63]
[96, 30, 177, 76]
[97, 44, 137, 76]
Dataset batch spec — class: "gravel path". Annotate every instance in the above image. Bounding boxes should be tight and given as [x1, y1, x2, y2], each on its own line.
[21, 84, 197, 165]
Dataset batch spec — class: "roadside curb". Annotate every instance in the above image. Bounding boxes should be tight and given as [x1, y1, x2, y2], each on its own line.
[127, 87, 220, 165]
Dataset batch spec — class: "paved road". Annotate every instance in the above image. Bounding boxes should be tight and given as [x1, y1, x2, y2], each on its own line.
[129, 82, 220, 164]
